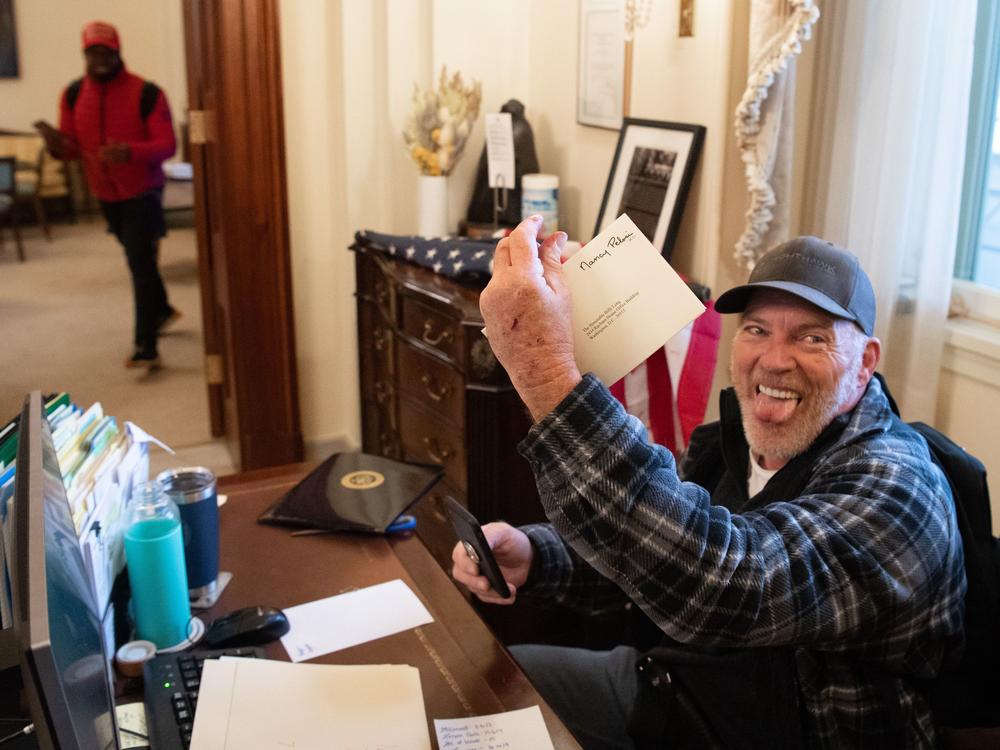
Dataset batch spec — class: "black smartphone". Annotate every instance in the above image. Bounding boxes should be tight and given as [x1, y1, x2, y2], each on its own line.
[443, 496, 511, 598]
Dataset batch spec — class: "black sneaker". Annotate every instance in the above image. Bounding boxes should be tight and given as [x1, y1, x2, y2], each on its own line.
[156, 308, 183, 335]
[124, 351, 162, 370]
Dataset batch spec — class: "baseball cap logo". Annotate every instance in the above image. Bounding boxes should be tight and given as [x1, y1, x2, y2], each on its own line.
[784, 251, 837, 275]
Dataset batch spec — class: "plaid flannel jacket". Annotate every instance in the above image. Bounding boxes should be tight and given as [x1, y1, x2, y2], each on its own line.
[518, 374, 966, 748]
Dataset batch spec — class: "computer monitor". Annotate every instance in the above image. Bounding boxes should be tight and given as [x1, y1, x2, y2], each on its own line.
[10, 392, 119, 749]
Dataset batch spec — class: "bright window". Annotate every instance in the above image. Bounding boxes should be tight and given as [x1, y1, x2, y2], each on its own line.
[955, 0, 1000, 292]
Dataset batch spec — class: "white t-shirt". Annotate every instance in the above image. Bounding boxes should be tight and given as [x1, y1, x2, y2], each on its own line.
[748, 449, 779, 498]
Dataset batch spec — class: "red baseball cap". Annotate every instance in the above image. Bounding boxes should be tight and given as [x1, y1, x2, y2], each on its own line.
[82, 21, 120, 51]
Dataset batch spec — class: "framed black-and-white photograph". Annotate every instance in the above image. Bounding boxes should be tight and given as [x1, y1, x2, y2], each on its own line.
[0, 0, 18, 79]
[594, 118, 705, 258]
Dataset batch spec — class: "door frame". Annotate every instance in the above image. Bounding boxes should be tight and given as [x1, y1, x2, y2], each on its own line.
[182, 0, 303, 470]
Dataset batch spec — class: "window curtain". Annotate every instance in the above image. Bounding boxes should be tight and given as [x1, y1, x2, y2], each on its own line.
[800, 0, 977, 422]
[734, 0, 820, 269]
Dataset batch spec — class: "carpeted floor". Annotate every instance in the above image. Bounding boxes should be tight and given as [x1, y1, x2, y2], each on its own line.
[0, 215, 235, 476]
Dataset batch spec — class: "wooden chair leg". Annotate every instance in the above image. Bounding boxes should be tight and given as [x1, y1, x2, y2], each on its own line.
[33, 195, 52, 241]
[11, 208, 25, 262]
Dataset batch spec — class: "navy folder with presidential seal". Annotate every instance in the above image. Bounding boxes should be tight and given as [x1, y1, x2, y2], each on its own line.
[257, 451, 443, 534]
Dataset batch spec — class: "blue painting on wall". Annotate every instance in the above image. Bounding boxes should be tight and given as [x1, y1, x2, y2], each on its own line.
[0, 0, 19, 79]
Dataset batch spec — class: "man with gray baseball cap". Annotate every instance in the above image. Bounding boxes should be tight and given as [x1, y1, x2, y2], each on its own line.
[451, 220, 965, 748]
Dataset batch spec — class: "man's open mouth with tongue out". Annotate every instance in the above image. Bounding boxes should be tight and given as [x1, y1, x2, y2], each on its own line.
[754, 383, 803, 423]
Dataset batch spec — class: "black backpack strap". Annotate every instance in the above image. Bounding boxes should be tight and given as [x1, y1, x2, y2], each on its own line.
[65, 78, 84, 111]
[139, 81, 161, 121]
[873, 372, 900, 415]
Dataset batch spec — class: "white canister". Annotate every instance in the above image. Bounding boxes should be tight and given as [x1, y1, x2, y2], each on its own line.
[521, 173, 559, 232]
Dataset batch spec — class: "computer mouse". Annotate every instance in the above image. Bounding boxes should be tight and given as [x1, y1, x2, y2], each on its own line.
[203, 605, 290, 649]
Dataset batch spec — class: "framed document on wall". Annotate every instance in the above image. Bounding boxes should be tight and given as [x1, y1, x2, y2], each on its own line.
[577, 0, 624, 129]
[594, 118, 706, 259]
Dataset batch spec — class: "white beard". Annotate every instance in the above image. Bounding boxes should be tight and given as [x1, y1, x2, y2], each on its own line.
[732, 361, 861, 464]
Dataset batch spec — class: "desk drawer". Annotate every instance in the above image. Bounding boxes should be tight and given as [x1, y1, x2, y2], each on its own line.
[360, 398, 398, 459]
[357, 253, 392, 319]
[400, 296, 460, 362]
[398, 397, 466, 493]
[358, 301, 392, 384]
[396, 342, 463, 427]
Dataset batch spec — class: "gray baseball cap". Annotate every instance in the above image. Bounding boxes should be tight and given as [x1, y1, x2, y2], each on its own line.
[715, 236, 876, 336]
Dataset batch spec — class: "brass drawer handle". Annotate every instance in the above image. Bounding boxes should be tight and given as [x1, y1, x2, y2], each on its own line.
[374, 380, 391, 405]
[375, 280, 390, 307]
[422, 319, 454, 347]
[423, 437, 453, 463]
[379, 430, 397, 457]
[373, 326, 387, 352]
[420, 373, 453, 402]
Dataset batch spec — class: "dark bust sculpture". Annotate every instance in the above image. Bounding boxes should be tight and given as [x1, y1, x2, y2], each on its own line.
[466, 99, 540, 227]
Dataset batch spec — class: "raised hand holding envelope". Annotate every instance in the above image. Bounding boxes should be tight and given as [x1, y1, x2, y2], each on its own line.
[479, 217, 581, 421]
[479, 214, 703, 421]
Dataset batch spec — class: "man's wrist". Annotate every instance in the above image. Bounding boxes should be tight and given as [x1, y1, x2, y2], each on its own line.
[514, 366, 583, 422]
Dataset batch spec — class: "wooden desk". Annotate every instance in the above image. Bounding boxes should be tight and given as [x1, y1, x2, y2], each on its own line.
[209, 465, 581, 748]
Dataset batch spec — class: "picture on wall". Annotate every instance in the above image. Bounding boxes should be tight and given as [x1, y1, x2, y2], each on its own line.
[0, 0, 18, 79]
[577, 0, 624, 129]
[594, 118, 706, 259]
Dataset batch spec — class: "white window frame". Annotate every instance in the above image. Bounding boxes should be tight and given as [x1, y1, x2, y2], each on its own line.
[948, 0, 1000, 374]
[954, 0, 1000, 295]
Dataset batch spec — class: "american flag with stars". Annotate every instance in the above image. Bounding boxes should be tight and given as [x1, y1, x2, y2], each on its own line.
[352, 230, 496, 284]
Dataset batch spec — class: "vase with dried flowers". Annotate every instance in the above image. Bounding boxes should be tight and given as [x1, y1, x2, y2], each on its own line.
[403, 67, 482, 236]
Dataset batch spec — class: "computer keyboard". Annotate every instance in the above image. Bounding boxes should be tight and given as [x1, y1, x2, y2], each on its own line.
[142, 646, 266, 749]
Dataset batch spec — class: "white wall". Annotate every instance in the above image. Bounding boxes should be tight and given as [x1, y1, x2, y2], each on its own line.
[279, 0, 741, 451]
[0, 0, 187, 133]
[279, 0, 358, 453]
[938, 328, 1000, 534]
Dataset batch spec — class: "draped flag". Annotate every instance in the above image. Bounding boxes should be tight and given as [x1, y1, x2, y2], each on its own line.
[353, 230, 495, 284]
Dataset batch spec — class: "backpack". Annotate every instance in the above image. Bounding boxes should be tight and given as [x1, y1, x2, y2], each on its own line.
[65, 77, 161, 121]
[877, 373, 1000, 729]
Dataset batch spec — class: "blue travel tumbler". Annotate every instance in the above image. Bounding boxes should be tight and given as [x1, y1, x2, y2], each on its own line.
[157, 467, 219, 603]
[124, 481, 191, 649]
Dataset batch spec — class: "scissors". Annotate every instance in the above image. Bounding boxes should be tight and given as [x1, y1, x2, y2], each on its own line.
[290, 513, 417, 537]
[385, 514, 417, 533]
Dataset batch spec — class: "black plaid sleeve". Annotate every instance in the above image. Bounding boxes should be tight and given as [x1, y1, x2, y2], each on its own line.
[518, 374, 965, 650]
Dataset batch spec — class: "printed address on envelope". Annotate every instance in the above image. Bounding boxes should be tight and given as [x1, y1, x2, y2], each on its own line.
[563, 213, 705, 385]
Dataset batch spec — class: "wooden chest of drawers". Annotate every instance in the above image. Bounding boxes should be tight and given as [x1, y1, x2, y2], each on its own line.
[354, 248, 543, 571]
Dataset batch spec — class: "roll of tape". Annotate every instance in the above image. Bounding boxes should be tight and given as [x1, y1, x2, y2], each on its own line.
[115, 640, 157, 677]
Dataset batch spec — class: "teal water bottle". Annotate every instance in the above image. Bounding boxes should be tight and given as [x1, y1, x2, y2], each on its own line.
[124, 481, 191, 649]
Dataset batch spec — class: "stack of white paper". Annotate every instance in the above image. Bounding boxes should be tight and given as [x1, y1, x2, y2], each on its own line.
[191, 658, 431, 750]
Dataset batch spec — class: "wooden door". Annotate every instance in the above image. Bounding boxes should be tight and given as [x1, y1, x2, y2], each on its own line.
[181, 0, 303, 470]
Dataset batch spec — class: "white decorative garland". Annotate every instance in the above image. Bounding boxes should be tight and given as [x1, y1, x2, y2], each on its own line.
[733, 0, 820, 270]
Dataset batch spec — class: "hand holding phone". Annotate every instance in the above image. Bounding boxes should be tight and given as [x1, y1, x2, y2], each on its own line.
[444, 496, 512, 599]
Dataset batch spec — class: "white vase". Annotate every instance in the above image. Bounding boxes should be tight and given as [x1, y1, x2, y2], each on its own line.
[417, 175, 449, 237]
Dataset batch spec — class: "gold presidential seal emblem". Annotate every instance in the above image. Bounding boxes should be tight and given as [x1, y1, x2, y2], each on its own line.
[339, 470, 385, 490]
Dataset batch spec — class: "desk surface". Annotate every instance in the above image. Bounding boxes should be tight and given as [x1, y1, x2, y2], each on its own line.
[209, 465, 580, 749]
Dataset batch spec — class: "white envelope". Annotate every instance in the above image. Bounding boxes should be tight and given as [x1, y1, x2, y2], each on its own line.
[564, 213, 705, 385]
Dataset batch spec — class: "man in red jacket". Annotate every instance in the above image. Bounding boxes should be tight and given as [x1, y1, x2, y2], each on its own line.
[36, 21, 179, 370]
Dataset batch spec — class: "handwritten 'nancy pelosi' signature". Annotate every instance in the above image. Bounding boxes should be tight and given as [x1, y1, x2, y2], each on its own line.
[579, 233, 634, 271]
